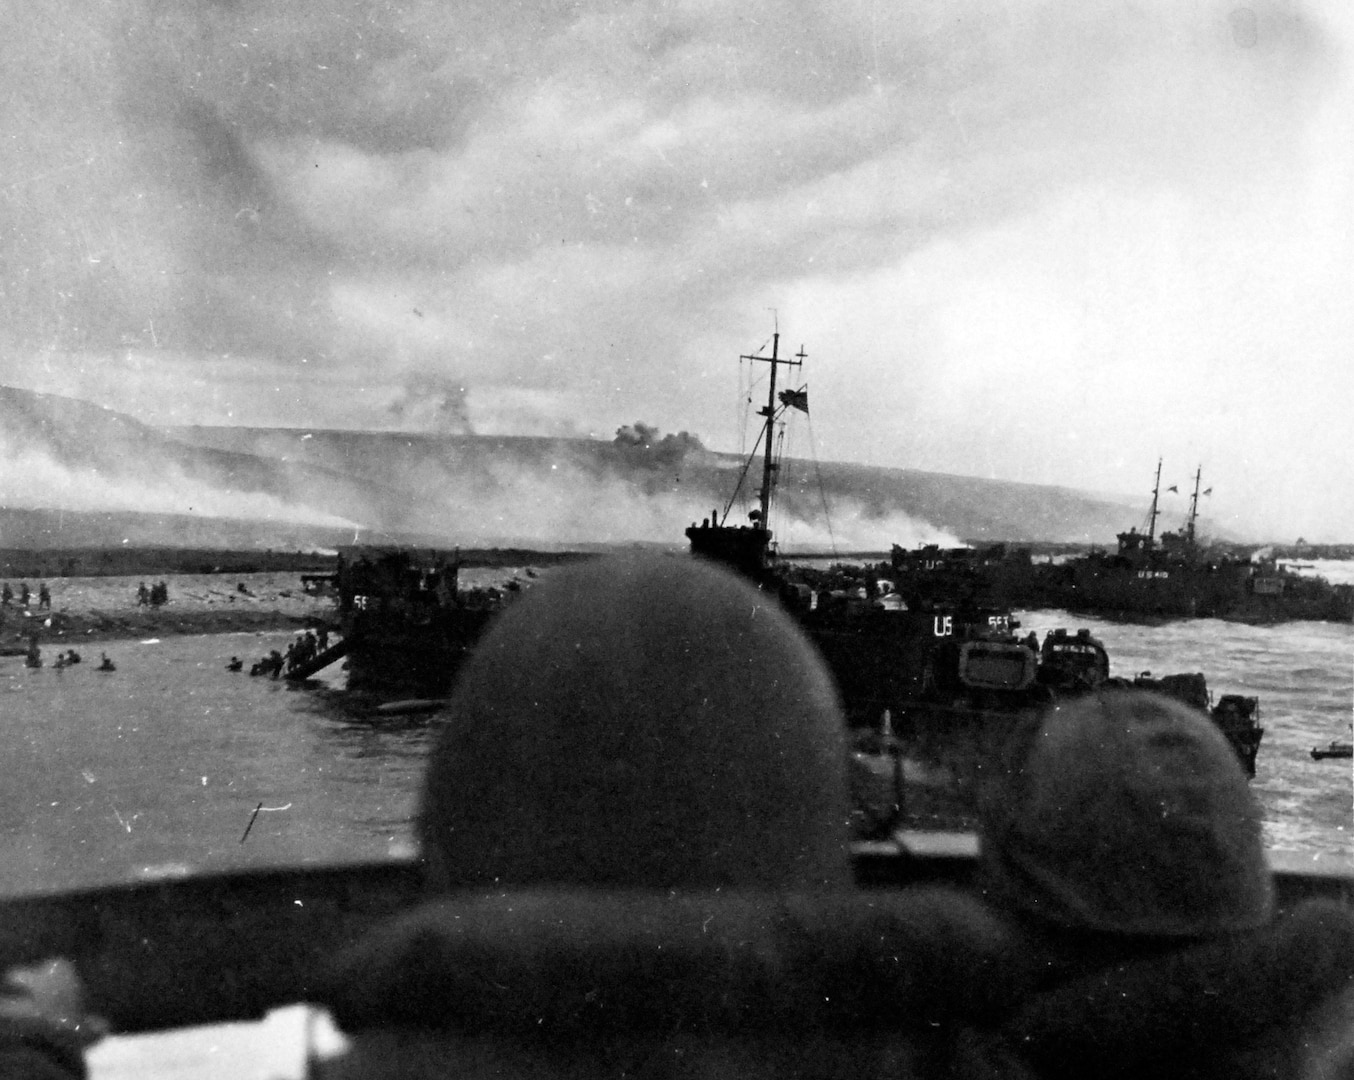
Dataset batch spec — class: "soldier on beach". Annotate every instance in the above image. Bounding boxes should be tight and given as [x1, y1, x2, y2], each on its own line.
[19, 583, 29, 607]
[136, 582, 149, 606]
[0, 582, 10, 606]
[38, 583, 50, 610]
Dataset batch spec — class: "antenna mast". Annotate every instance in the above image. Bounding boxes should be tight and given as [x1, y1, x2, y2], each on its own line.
[741, 333, 803, 529]
[1147, 458, 1162, 547]
[1186, 466, 1202, 545]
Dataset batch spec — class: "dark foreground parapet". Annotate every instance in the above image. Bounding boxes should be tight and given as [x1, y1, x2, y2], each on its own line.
[0, 844, 1347, 1036]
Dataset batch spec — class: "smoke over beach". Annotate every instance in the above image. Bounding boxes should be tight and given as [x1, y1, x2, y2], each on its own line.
[0, 385, 1160, 552]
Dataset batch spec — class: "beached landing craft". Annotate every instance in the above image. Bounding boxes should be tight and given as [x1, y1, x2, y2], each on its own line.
[311, 548, 597, 699]
[286, 548, 502, 697]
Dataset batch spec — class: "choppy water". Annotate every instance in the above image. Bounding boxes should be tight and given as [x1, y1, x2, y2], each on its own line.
[0, 603, 1349, 899]
[1016, 609, 1352, 859]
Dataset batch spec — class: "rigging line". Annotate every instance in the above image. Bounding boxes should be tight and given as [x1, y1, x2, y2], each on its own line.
[723, 422, 768, 523]
[805, 411, 839, 560]
[738, 357, 753, 460]
[774, 403, 807, 544]
[736, 361, 770, 492]
[769, 417, 788, 540]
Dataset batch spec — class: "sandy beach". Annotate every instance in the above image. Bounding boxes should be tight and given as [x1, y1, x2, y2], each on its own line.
[0, 571, 339, 651]
[0, 564, 556, 652]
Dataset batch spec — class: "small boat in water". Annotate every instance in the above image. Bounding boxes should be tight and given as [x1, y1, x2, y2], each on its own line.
[375, 698, 448, 716]
[1311, 740, 1353, 761]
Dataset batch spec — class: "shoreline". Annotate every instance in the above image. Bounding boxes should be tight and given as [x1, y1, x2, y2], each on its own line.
[2, 609, 328, 652]
[1, 570, 338, 650]
[0, 560, 556, 650]
[0, 545, 600, 581]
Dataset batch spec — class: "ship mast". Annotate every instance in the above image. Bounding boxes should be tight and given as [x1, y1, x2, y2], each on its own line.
[741, 332, 804, 529]
[1147, 458, 1163, 547]
[1185, 466, 1202, 546]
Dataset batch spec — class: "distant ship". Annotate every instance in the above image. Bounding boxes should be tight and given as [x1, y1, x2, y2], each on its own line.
[892, 462, 1353, 624]
[1037, 463, 1353, 622]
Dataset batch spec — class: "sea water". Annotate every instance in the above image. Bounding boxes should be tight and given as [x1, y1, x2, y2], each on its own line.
[0, 631, 429, 898]
[0, 610, 1349, 900]
[1018, 609, 1353, 858]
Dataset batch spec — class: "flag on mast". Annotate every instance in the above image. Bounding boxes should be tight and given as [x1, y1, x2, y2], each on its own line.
[778, 386, 809, 414]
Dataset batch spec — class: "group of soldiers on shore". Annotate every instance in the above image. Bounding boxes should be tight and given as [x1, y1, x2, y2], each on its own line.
[0, 581, 51, 610]
[0, 580, 171, 613]
[136, 581, 170, 607]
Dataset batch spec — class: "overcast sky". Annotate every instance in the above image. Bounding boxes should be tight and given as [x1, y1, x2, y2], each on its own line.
[2, 0, 1351, 541]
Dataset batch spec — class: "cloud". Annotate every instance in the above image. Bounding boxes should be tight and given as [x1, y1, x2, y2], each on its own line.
[2, 0, 1350, 539]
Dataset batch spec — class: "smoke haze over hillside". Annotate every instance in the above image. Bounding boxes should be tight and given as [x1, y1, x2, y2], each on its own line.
[0, 387, 1168, 551]
[0, 388, 358, 533]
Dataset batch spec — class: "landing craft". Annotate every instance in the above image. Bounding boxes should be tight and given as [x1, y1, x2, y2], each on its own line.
[1010, 463, 1351, 622]
[329, 548, 515, 700]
